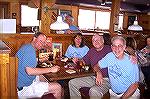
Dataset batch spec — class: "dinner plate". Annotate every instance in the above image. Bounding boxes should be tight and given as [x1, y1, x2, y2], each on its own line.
[66, 69, 76, 74]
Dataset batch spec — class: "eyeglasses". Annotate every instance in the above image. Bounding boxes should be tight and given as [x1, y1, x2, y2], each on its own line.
[111, 44, 124, 49]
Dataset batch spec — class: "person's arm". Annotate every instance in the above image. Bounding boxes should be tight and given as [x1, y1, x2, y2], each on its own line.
[93, 64, 104, 85]
[121, 82, 139, 99]
[25, 66, 60, 75]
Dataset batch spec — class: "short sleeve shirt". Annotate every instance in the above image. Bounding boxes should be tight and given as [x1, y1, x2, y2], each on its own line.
[65, 45, 89, 59]
[98, 52, 139, 93]
[83, 45, 111, 77]
[16, 44, 37, 87]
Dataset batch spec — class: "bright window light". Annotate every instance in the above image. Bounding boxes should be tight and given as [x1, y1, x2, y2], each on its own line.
[78, 9, 123, 31]
[118, 14, 123, 30]
[96, 11, 110, 29]
[78, 9, 95, 30]
[21, 5, 39, 26]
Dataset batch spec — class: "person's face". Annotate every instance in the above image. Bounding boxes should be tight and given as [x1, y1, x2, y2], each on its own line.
[92, 35, 104, 49]
[111, 39, 126, 58]
[65, 17, 73, 25]
[34, 35, 46, 50]
[74, 36, 82, 47]
[147, 38, 150, 46]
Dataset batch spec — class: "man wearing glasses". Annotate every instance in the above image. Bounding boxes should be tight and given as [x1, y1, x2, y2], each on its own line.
[96, 36, 140, 99]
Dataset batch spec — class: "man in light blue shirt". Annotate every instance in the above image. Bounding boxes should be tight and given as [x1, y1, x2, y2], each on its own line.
[96, 36, 140, 99]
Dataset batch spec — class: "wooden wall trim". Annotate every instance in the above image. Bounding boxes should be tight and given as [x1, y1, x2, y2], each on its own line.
[0, 34, 92, 57]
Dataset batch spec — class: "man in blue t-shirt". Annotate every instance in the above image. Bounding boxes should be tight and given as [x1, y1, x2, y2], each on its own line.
[97, 36, 140, 99]
[16, 32, 62, 99]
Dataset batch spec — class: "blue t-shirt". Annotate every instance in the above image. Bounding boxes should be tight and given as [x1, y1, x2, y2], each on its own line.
[16, 44, 37, 87]
[65, 45, 89, 59]
[69, 25, 79, 30]
[98, 52, 139, 93]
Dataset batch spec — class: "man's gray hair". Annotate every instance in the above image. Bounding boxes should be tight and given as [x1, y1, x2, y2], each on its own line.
[111, 36, 126, 45]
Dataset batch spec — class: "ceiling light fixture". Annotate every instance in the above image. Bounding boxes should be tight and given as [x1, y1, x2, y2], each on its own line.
[50, 15, 69, 30]
[50, 9, 69, 30]
[128, 16, 143, 31]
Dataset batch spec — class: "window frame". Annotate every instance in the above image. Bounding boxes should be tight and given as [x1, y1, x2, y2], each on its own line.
[20, 3, 39, 33]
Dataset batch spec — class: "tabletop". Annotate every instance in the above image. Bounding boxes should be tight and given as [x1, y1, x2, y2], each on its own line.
[41, 60, 95, 82]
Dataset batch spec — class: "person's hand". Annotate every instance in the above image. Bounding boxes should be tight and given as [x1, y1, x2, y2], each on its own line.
[96, 72, 103, 85]
[143, 48, 150, 53]
[49, 65, 60, 73]
[72, 57, 79, 64]
[65, 30, 73, 34]
[129, 55, 137, 64]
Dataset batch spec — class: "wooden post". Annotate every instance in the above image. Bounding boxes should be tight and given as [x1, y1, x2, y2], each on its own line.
[40, 0, 56, 34]
[0, 41, 11, 99]
[109, 0, 121, 35]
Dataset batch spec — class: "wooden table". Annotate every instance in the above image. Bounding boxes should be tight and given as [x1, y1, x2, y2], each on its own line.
[42, 60, 95, 82]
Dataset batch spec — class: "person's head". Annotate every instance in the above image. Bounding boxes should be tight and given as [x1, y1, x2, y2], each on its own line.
[126, 37, 137, 50]
[64, 14, 74, 25]
[92, 33, 104, 50]
[32, 32, 47, 50]
[111, 36, 126, 58]
[72, 33, 85, 48]
[146, 35, 150, 47]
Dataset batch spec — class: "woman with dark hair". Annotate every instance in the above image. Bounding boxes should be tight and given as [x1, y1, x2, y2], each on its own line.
[125, 37, 145, 84]
[125, 37, 137, 56]
[65, 33, 89, 59]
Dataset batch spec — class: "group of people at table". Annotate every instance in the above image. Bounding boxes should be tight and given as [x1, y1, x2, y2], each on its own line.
[16, 15, 150, 99]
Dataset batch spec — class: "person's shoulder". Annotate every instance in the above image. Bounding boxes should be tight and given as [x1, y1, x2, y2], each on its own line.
[69, 25, 79, 30]
[67, 45, 75, 49]
[19, 43, 31, 49]
[68, 45, 73, 47]
[89, 47, 96, 51]
[106, 52, 113, 56]
[83, 45, 89, 49]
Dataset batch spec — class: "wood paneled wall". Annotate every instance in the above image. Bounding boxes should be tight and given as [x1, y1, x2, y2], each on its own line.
[0, 34, 92, 57]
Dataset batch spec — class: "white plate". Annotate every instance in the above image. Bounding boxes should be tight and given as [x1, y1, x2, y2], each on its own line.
[66, 69, 76, 74]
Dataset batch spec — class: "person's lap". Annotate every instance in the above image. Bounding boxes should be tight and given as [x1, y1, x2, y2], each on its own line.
[18, 79, 49, 98]
[69, 76, 110, 97]
[109, 88, 140, 99]
[18, 76, 60, 98]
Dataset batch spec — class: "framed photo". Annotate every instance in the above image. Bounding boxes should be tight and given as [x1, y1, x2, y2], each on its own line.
[59, 10, 72, 20]
[52, 43, 62, 58]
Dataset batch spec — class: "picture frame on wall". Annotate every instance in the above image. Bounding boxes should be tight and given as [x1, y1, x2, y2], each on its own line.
[59, 10, 72, 20]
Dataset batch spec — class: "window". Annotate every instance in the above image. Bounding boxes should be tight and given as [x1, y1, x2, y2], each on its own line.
[78, 9, 123, 30]
[118, 14, 123, 30]
[95, 11, 110, 30]
[21, 5, 39, 26]
[78, 9, 95, 30]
